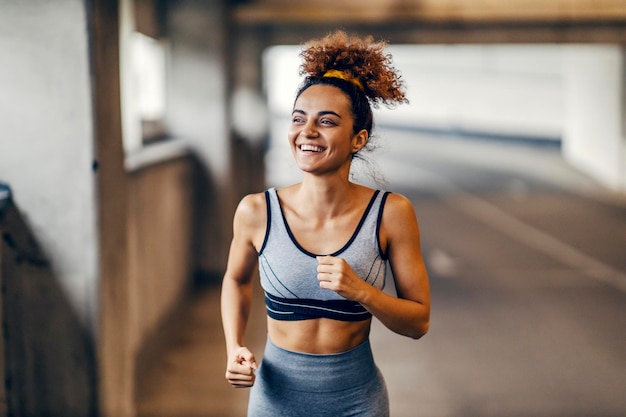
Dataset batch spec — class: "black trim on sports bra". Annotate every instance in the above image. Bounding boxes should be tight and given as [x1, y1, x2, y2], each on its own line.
[258, 190, 272, 255]
[376, 192, 391, 260]
[278, 190, 381, 258]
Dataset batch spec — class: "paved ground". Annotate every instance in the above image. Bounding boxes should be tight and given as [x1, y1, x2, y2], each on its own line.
[136, 130, 626, 417]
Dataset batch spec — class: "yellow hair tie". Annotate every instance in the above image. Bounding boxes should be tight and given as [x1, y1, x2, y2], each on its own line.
[323, 70, 364, 91]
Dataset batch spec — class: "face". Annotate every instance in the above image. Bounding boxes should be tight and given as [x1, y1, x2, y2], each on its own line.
[288, 84, 368, 176]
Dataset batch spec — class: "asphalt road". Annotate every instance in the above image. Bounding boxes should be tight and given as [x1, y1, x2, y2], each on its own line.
[370, 129, 626, 417]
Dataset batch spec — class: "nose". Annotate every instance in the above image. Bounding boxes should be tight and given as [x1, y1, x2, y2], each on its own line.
[303, 120, 319, 138]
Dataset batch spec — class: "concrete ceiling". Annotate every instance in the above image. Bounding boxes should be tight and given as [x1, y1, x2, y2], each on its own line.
[234, 0, 626, 24]
[231, 0, 626, 43]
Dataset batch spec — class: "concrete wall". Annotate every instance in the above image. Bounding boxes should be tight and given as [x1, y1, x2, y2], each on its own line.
[0, 2, 99, 414]
[0, 1, 231, 415]
[0, 0, 98, 329]
[125, 155, 199, 408]
[0, 0, 98, 417]
[127, 159, 195, 350]
[562, 45, 626, 191]
[0, 204, 98, 417]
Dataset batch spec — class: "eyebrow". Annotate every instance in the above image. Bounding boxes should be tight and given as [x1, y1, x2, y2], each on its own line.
[292, 109, 342, 118]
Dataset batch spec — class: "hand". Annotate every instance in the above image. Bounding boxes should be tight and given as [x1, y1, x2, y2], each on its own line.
[316, 255, 368, 301]
[225, 346, 257, 388]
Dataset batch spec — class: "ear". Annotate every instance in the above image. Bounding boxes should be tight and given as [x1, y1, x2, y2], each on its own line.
[351, 129, 369, 154]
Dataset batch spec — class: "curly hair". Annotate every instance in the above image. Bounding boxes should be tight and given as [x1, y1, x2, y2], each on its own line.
[299, 31, 408, 108]
[294, 31, 408, 186]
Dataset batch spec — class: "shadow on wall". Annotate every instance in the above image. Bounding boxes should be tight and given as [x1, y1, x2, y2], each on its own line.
[189, 153, 227, 289]
[132, 151, 224, 398]
[0, 198, 98, 417]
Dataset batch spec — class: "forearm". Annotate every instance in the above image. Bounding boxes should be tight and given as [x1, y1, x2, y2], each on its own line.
[360, 287, 430, 339]
[220, 275, 253, 354]
[316, 253, 430, 339]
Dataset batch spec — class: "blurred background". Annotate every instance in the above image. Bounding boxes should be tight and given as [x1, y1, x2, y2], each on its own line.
[0, 1, 625, 416]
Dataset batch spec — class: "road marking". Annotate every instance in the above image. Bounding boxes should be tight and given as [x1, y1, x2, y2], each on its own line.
[447, 186, 626, 293]
[376, 135, 626, 292]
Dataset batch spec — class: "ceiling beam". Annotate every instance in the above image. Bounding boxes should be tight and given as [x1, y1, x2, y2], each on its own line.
[233, 0, 626, 25]
[231, 0, 626, 44]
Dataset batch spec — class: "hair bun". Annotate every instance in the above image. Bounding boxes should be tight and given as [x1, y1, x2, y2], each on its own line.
[299, 31, 408, 108]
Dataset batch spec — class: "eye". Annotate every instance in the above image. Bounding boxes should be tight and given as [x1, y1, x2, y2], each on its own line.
[292, 116, 305, 124]
[320, 118, 337, 126]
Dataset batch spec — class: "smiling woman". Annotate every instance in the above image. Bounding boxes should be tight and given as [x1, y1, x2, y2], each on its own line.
[221, 31, 430, 417]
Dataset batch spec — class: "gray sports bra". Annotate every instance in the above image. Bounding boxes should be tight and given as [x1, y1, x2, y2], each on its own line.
[258, 187, 389, 321]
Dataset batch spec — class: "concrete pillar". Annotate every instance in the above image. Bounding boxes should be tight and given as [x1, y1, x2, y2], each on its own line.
[164, 0, 233, 276]
[90, 0, 135, 415]
[562, 45, 626, 192]
[230, 28, 270, 197]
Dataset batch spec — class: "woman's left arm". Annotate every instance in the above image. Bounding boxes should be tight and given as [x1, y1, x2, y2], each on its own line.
[317, 193, 430, 339]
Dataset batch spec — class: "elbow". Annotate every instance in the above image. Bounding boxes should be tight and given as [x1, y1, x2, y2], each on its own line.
[409, 325, 429, 340]
[407, 318, 430, 340]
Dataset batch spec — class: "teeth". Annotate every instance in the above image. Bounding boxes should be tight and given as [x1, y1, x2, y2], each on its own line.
[300, 144, 323, 152]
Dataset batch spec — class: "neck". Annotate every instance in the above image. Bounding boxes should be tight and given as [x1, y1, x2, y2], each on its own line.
[296, 175, 357, 218]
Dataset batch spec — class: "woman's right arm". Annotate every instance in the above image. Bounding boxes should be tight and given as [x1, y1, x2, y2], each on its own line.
[220, 193, 266, 388]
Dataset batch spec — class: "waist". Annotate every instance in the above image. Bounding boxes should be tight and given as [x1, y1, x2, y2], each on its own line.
[260, 337, 377, 392]
[267, 315, 371, 354]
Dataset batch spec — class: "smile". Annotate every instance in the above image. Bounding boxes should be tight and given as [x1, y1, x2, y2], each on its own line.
[299, 144, 325, 153]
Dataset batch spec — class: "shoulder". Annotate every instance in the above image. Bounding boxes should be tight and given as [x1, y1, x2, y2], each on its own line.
[380, 192, 420, 242]
[237, 191, 268, 215]
[233, 191, 268, 234]
[382, 192, 415, 218]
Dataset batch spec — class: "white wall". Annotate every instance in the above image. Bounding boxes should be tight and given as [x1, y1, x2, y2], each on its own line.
[265, 44, 564, 139]
[562, 45, 626, 191]
[378, 44, 564, 140]
[0, 1, 98, 326]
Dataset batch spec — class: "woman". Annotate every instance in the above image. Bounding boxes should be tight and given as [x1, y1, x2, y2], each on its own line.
[221, 31, 430, 417]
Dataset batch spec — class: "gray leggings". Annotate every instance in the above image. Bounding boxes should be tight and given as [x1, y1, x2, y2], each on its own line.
[247, 338, 389, 417]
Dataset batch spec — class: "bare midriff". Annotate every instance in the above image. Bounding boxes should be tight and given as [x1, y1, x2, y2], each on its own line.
[267, 316, 372, 354]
